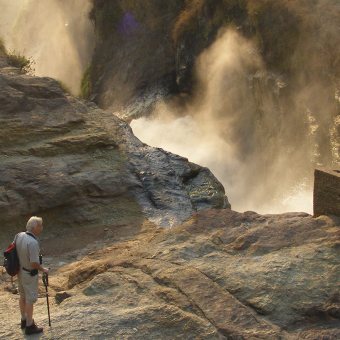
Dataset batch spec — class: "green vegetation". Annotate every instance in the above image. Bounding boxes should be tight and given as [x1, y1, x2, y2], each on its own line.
[0, 38, 6, 55]
[0, 38, 35, 74]
[80, 65, 92, 99]
[7, 50, 34, 74]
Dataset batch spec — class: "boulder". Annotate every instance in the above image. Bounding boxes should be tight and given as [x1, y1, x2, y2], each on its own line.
[55, 291, 71, 304]
[0, 54, 229, 247]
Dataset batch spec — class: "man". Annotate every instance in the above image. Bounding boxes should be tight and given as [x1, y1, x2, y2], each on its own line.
[15, 216, 49, 335]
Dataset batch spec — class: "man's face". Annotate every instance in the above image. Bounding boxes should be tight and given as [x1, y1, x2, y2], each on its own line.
[34, 223, 43, 236]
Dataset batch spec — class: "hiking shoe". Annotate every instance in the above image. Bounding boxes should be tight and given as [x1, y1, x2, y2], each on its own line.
[20, 319, 26, 329]
[25, 322, 43, 335]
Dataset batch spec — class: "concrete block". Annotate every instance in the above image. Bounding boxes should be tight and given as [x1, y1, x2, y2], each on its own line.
[313, 169, 340, 217]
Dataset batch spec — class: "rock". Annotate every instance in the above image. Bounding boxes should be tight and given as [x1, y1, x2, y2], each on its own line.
[0, 56, 229, 247]
[154, 266, 282, 338]
[55, 291, 71, 304]
[314, 168, 340, 217]
[0, 208, 339, 339]
[89, 1, 183, 114]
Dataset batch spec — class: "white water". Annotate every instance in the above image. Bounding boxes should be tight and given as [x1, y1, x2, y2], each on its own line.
[131, 29, 330, 214]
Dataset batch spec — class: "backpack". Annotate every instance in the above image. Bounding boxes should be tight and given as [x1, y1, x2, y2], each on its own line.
[3, 235, 20, 276]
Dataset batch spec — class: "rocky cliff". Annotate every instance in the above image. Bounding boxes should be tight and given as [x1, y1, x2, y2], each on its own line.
[87, 0, 339, 178]
[88, 0, 339, 114]
[0, 49, 229, 248]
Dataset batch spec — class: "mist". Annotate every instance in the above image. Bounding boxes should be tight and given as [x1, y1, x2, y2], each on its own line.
[0, 0, 94, 95]
[132, 27, 339, 214]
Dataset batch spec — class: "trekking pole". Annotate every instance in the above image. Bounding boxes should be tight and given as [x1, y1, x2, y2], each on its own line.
[42, 272, 51, 327]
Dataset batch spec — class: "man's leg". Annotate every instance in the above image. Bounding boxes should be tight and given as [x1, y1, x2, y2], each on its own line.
[19, 295, 26, 320]
[24, 302, 43, 335]
[19, 295, 27, 329]
[24, 276, 43, 335]
[18, 275, 27, 328]
[25, 303, 33, 326]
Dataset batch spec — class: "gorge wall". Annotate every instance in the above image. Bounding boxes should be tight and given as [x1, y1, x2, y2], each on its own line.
[88, 0, 339, 213]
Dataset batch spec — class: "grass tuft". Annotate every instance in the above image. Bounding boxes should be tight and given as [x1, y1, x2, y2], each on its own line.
[0, 38, 6, 55]
[6, 50, 35, 74]
[80, 65, 92, 99]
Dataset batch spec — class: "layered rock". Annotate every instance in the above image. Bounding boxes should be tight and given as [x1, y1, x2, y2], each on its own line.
[1, 208, 339, 339]
[0, 53, 229, 247]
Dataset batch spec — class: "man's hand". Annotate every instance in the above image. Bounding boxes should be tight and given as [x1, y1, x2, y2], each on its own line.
[30, 262, 49, 273]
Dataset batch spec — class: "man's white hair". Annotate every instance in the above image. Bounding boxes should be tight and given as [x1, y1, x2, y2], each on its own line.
[26, 216, 43, 232]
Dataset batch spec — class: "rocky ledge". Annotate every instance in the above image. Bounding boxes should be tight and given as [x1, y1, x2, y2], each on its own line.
[0, 52, 229, 247]
[1, 209, 339, 339]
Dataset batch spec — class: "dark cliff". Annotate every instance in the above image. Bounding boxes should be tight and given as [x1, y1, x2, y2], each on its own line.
[86, 0, 339, 173]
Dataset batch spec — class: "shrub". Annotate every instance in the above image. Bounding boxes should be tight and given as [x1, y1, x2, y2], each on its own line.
[0, 38, 6, 54]
[80, 65, 92, 99]
[7, 51, 35, 74]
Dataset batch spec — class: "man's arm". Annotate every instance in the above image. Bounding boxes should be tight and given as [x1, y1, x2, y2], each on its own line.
[28, 241, 49, 273]
[30, 262, 49, 273]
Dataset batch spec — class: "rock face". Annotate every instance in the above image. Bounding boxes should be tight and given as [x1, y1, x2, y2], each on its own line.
[88, 1, 339, 111]
[0, 52, 229, 246]
[88, 0, 339, 180]
[1, 208, 339, 339]
[88, 0, 183, 114]
[314, 169, 340, 217]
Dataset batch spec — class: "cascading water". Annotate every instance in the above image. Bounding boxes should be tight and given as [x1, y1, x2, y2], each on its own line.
[131, 29, 339, 214]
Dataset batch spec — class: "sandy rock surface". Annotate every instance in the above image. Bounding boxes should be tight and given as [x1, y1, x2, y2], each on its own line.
[1, 209, 339, 339]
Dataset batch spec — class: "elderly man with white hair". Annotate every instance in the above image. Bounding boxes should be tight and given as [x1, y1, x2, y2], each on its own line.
[15, 216, 49, 335]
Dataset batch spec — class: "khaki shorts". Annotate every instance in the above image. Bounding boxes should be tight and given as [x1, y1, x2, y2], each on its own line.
[18, 271, 39, 304]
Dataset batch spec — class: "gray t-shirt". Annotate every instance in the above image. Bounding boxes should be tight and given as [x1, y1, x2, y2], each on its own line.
[15, 232, 40, 270]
